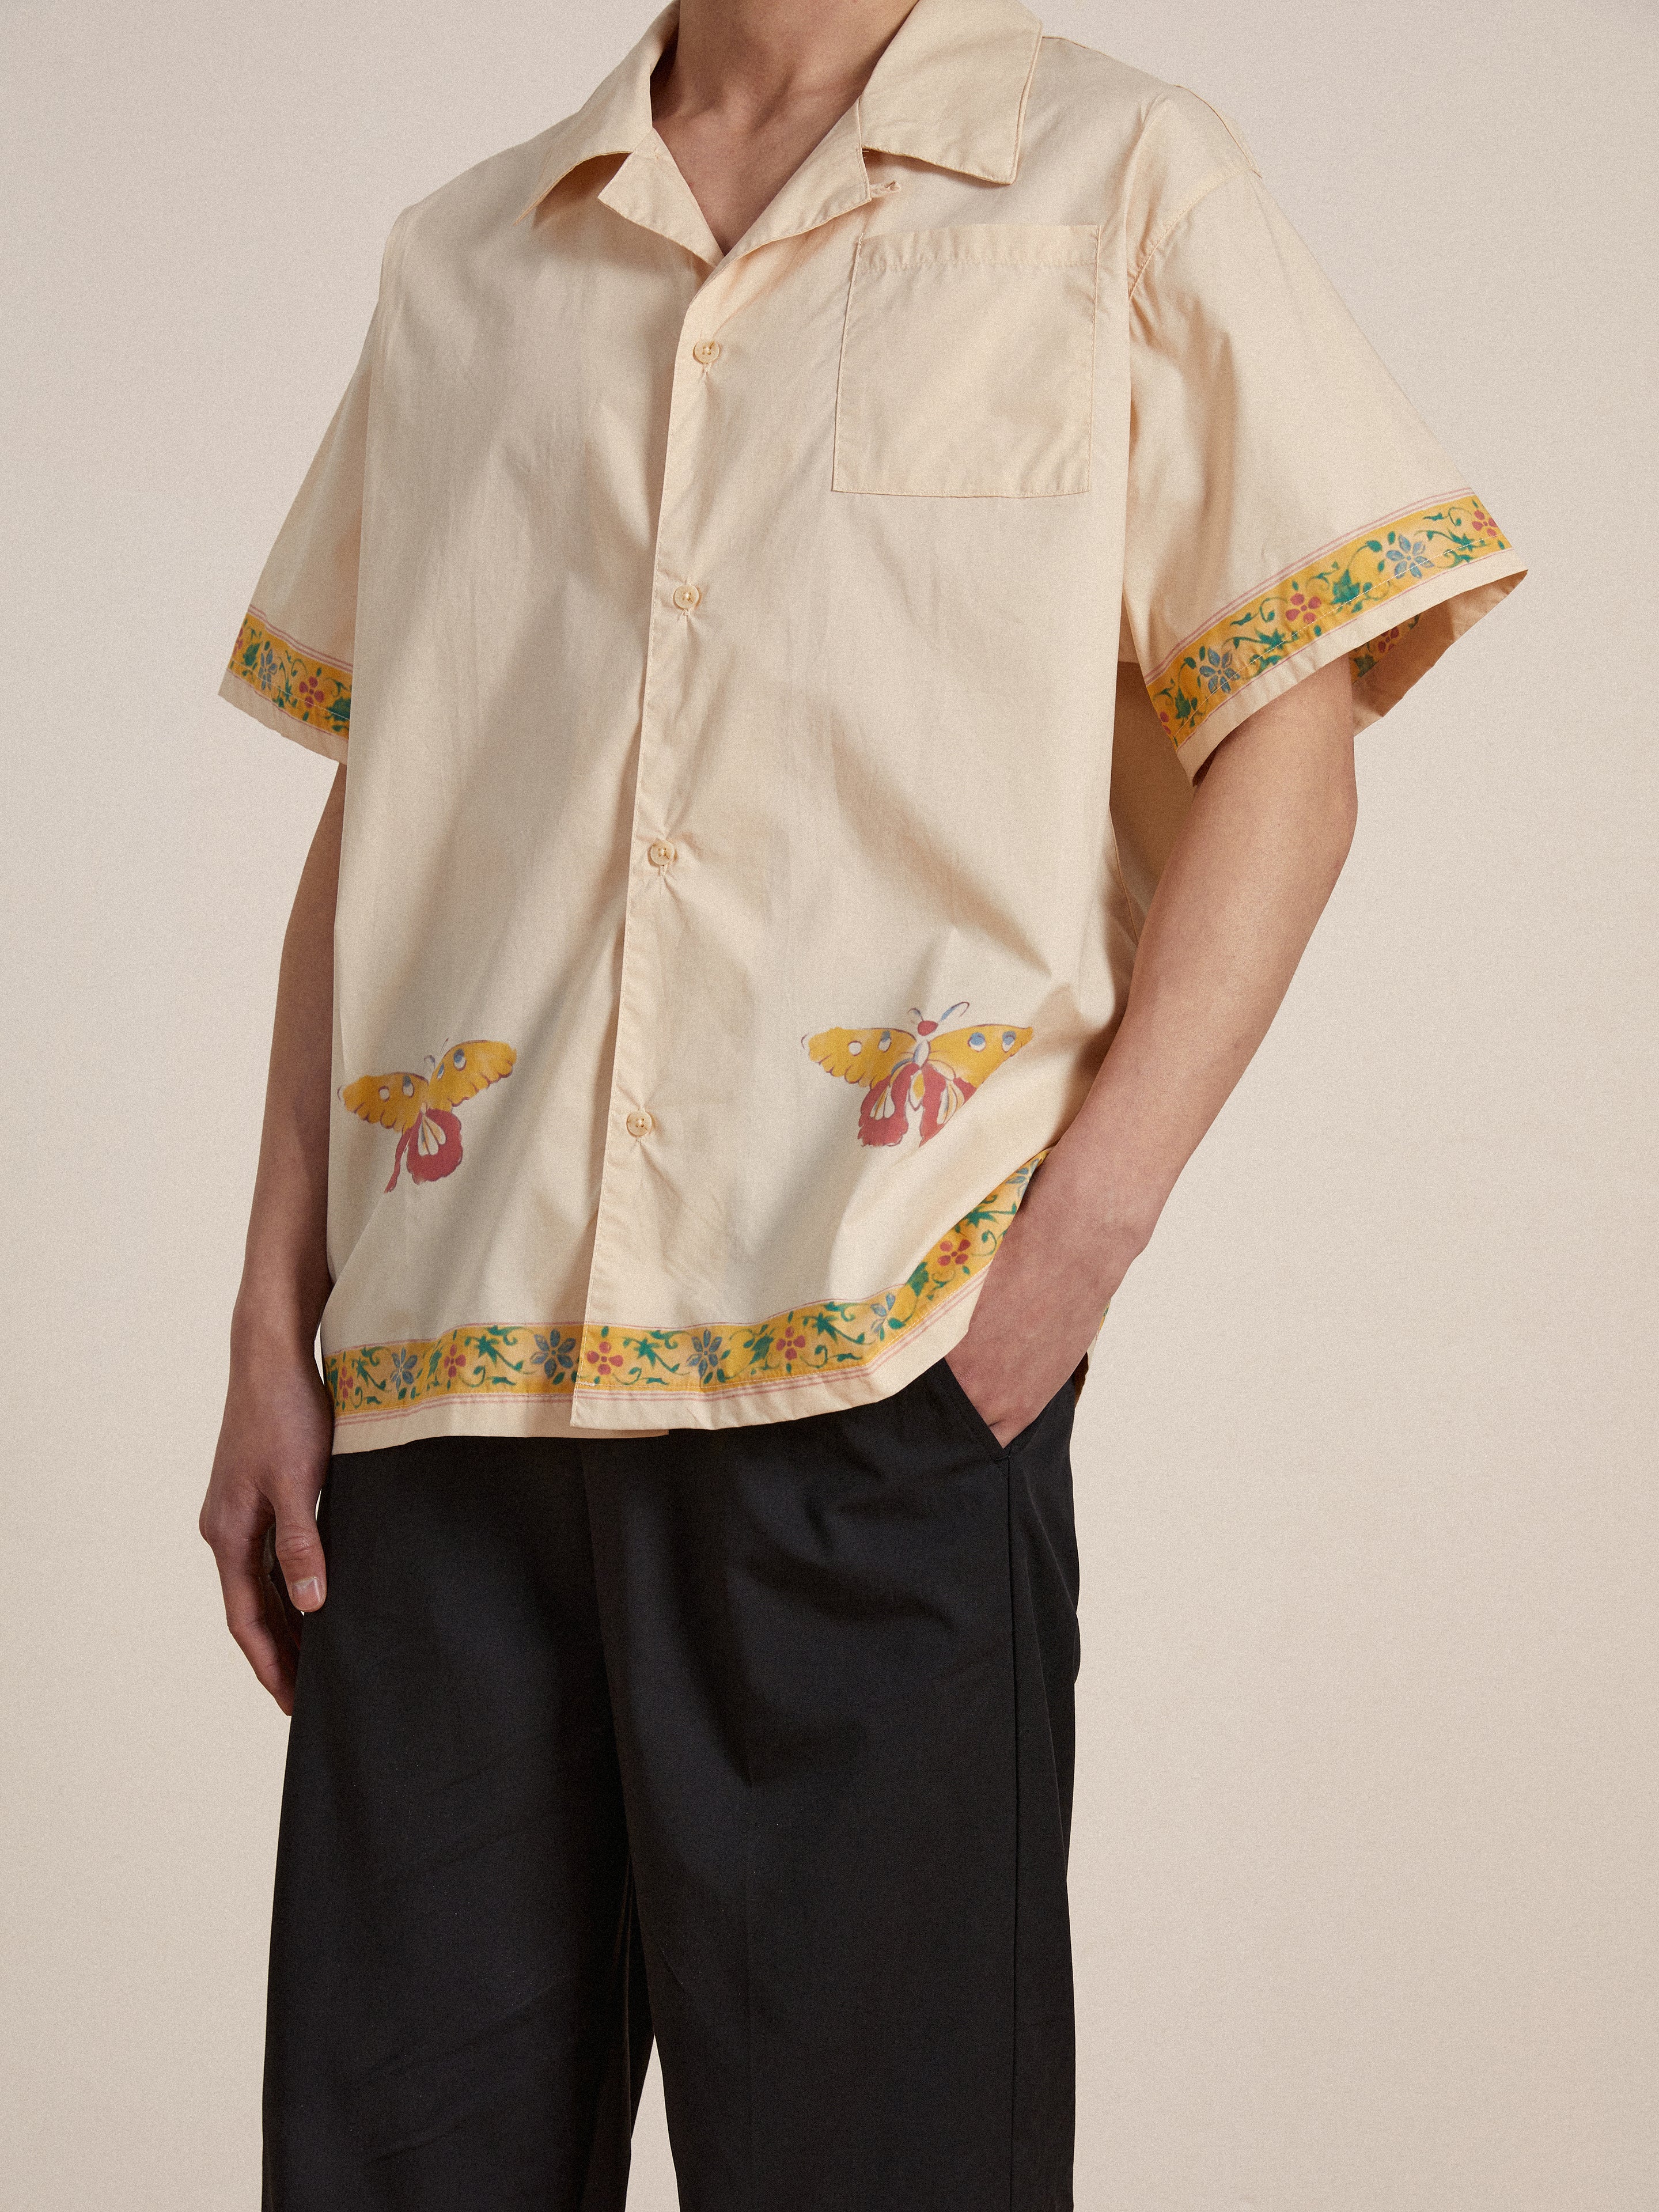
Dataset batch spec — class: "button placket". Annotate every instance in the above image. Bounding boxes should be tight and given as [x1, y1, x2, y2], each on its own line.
[578, 272, 736, 1408]
[566, 171, 933, 1423]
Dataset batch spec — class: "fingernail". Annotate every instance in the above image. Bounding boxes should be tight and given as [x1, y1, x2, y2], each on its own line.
[291, 1577, 323, 1610]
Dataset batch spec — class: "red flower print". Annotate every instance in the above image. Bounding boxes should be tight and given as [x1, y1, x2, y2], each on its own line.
[778, 1325, 806, 1363]
[1286, 590, 1324, 626]
[937, 1234, 972, 1270]
[586, 1339, 625, 1378]
[440, 1343, 467, 1382]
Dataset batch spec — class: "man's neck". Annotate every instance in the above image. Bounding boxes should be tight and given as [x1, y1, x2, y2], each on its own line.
[661, 0, 918, 123]
[652, 0, 918, 253]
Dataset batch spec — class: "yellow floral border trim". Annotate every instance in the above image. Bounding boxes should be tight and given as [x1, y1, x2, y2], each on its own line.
[226, 611, 351, 741]
[326, 1156, 1041, 1419]
[1147, 496, 1512, 752]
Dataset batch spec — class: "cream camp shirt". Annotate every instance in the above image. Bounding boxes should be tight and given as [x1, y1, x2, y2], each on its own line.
[221, 0, 1525, 1449]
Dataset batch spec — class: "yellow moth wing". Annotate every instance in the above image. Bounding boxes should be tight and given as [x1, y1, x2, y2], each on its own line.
[925, 1024, 1033, 1087]
[805, 1027, 915, 1089]
[426, 1040, 517, 1112]
[340, 1070, 428, 1131]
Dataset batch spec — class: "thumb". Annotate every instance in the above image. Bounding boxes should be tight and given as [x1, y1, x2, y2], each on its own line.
[271, 1488, 328, 1613]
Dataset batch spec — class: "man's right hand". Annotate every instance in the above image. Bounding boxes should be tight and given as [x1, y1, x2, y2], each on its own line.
[202, 766, 344, 1714]
[200, 1334, 334, 1714]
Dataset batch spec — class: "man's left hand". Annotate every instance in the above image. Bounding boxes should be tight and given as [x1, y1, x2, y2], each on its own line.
[945, 1148, 1134, 1445]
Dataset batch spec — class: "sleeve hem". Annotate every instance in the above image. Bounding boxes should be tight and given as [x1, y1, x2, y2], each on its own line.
[218, 664, 349, 765]
[217, 608, 351, 764]
[1143, 497, 1526, 781]
[1175, 550, 1524, 780]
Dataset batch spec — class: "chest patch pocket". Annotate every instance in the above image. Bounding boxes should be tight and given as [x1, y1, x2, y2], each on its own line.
[832, 225, 1100, 498]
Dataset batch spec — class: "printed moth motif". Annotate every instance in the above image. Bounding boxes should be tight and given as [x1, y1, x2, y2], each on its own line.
[340, 1040, 516, 1191]
[805, 1003, 1031, 1149]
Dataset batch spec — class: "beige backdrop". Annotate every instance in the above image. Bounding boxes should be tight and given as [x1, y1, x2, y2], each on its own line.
[3, 1, 1655, 2205]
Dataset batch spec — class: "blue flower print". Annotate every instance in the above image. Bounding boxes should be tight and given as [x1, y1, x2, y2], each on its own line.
[532, 1331, 576, 1383]
[1385, 533, 1431, 581]
[686, 1330, 726, 1382]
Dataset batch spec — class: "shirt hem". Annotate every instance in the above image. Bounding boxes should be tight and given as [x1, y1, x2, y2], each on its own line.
[327, 1289, 983, 1455]
[325, 1153, 1044, 1443]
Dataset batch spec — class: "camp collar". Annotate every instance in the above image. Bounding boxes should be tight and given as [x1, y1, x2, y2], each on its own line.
[513, 0, 1043, 231]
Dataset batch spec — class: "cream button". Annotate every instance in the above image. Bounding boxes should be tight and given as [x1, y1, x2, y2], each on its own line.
[692, 339, 721, 365]
[672, 583, 701, 611]
[647, 838, 677, 869]
[625, 1109, 654, 1139]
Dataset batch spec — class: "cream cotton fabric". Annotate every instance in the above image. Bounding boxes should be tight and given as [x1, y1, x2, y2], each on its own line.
[220, 0, 1525, 1449]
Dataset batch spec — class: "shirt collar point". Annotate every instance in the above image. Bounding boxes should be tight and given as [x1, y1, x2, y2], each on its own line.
[854, 0, 1040, 186]
[512, 2, 677, 224]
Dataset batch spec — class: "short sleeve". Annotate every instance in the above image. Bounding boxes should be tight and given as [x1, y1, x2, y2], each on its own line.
[1122, 92, 1527, 782]
[217, 306, 378, 764]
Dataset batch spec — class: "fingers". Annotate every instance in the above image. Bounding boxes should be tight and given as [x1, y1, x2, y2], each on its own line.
[202, 1349, 333, 1710]
[209, 1524, 299, 1717]
[200, 1467, 326, 1714]
[261, 1523, 308, 1646]
[271, 1490, 328, 1615]
[259, 1551, 304, 1679]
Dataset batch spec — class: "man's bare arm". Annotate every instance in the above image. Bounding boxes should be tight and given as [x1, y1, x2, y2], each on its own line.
[949, 658, 1359, 1442]
[199, 766, 344, 1713]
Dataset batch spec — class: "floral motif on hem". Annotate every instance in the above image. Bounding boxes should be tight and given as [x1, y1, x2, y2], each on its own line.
[1349, 616, 1421, 683]
[325, 1156, 1043, 1419]
[226, 610, 351, 740]
[1146, 497, 1511, 752]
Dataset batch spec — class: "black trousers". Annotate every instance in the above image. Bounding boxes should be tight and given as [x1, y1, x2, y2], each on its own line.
[264, 1357, 1081, 2211]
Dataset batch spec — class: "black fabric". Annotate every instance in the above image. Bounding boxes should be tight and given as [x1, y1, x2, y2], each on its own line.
[263, 1358, 1081, 2211]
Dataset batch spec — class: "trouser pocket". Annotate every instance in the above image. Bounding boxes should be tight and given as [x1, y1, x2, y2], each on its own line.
[923, 1350, 1011, 1462]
